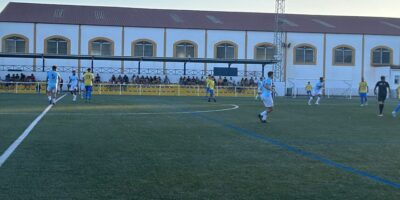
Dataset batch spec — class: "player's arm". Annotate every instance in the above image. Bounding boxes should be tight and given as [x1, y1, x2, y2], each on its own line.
[387, 84, 391, 96]
[374, 83, 379, 95]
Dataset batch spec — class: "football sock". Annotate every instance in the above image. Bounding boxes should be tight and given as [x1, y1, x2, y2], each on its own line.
[48, 96, 51, 101]
[379, 104, 384, 114]
[260, 111, 266, 116]
[316, 97, 320, 104]
[395, 103, 400, 113]
[308, 97, 313, 104]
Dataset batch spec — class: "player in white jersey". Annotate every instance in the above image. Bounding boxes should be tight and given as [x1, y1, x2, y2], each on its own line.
[258, 71, 274, 123]
[308, 77, 324, 105]
[69, 70, 79, 101]
[46, 65, 61, 105]
[255, 77, 264, 100]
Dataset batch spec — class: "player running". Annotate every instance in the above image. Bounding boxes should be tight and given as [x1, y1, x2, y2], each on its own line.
[359, 77, 369, 106]
[46, 65, 61, 105]
[374, 76, 391, 117]
[208, 76, 216, 102]
[392, 85, 400, 117]
[308, 77, 324, 105]
[258, 71, 274, 123]
[69, 70, 79, 102]
[305, 82, 312, 97]
[255, 77, 264, 100]
[83, 68, 94, 102]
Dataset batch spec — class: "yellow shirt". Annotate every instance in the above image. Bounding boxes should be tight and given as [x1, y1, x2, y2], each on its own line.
[83, 72, 94, 86]
[359, 81, 368, 93]
[206, 78, 210, 87]
[208, 80, 215, 90]
[305, 84, 312, 91]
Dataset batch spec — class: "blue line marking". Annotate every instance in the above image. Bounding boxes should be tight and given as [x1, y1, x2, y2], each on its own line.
[192, 112, 400, 189]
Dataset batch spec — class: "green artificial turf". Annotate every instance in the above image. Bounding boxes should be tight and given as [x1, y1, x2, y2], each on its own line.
[0, 93, 400, 199]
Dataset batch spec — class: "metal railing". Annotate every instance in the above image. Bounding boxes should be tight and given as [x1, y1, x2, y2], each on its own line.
[0, 81, 258, 97]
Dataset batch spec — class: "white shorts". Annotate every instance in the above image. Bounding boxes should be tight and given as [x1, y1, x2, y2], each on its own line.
[262, 96, 274, 108]
[312, 90, 322, 96]
[47, 84, 58, 93]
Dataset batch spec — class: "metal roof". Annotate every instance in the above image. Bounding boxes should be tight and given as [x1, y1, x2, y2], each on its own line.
[2, 2, 400, 35]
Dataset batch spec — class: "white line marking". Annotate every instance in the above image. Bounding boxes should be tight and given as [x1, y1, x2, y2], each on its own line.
[0, 94, 67, 167]
[0, 104, 240, 116]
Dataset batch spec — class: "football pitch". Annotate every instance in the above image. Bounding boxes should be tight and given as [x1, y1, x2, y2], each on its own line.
[1, 93, 400, 199]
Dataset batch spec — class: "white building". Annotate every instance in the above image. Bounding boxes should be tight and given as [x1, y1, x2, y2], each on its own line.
[1, 2, 400, 95]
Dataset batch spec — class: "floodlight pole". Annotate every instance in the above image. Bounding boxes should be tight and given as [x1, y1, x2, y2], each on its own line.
[42, 54, 45, 72]
[273, 0, 286, 81]
[183, 62, 187, 75]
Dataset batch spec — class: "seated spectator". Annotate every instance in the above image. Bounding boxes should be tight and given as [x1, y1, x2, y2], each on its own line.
[30, 74, 36, 82]
[117, 75, 123, 84]
[131, 75, 136, 83]
[163, 75, 170, 84]
[5, 74, 11, 81]
[223, 77, 228, 86]
[110, 75, 117, 84]
[249, 77, 255, 86]
[95, 73, 101, 83]
[123, 74, 129, 84]
[218, 76, 223, 86]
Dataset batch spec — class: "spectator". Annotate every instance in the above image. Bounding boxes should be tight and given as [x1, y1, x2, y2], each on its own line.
[164, 75, 170, 84]
[110, 75, 117, 84]
[95, 73, 101, 83]
[123, 74, 129, 84]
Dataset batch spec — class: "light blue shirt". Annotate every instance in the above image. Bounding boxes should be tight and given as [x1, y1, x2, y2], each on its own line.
[69, 75, 78, 86]
[314, 82, 324, 92]
[47, 71, 60, 86]
[262, 78, 273, 98]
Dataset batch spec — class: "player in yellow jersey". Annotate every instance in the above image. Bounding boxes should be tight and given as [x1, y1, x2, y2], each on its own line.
[208, 76, 216, 102]
[83, 68, 94, 102]
[392, 85, 400, 117]
[205, 75, 211, 98]
[305, 82, 312, 97]
[358, 77, 368, 106]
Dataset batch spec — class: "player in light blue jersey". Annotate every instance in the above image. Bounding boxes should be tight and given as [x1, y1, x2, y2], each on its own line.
[69, 70, 79, 101]
[46, 65, 61, 105]
[258, 71, 274, 123]
[255, 77, 263, 100]
[308, 77, 324, 105]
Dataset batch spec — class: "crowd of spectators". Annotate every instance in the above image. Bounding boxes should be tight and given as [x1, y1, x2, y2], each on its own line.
[1, 72, 259, 87]
[3, 73, 36, 82]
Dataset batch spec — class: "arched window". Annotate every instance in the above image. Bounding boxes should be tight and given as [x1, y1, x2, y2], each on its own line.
[255, 43, 275, 60]
[89, 38, 114, 56]
[45, 36, 70, 55]
[294, 44, 317, 65]
[372, 46, 392, 65]
[132, 39, 156, 57]
[333, 45, 355, 66]
[215, 41, 237, 59]
[2, 34, 29, 53]
[174, 41, 197, 58]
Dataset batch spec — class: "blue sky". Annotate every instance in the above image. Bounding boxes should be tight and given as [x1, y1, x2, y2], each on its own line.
[1, 0, 399, 18]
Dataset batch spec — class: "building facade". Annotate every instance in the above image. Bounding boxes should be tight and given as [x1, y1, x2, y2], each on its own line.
[1, 2, 400, 95]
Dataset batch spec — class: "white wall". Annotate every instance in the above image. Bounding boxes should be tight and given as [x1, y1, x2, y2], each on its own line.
[0, 22, 34, 66]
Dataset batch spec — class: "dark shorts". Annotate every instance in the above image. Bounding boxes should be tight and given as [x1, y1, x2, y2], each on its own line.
[378, 94, 387, 102]
[85, 86, 93, 92]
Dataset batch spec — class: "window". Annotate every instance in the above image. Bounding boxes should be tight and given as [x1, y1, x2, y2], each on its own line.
[255, 43, 275, 60]
[174, 41, 197, 58]
[294, 45, 316, 64]
[215, 42, 237, 59]
[133, 40, 156, 57]
[45, 37, 69, 55]
[333, 46, 354, 65]
[89, 38, 113, 56]
[2, 35, 28, 53]
[372, 47, 392, 65]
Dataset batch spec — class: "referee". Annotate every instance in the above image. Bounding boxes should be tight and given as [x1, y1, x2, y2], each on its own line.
[374, 76, 391, 117]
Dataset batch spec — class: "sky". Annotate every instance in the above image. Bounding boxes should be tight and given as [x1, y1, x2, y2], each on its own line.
[0, 0, 399, 18]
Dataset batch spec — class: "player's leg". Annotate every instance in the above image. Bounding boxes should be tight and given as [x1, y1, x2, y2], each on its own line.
[392, 101, 400, 117]
[360, 93, 364, 106]
[208, 89, 213, 102]
[316, 92, 322, 105]
[88, 86, 93, 101]
[72, 87, 77, 101]
[51, 87, 57, 105]
[378, 95, 385, 116]
[46, 85, 52, 104]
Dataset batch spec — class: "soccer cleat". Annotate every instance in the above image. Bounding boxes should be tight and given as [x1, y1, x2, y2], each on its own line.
[365, 102, 368, 106]
[258, 114, 263, 122]
[261, 120, 267, 123]
[378, 114, 384, 117]
[392, 111, 397, 118]
[208, 99, 210, 102]
[214, 99, 216, 102]
[308, 102, 311, 106]
[360, 104, 364, 107]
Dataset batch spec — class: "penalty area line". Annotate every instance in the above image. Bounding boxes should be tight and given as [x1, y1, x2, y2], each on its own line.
[0, 94, 67, 168]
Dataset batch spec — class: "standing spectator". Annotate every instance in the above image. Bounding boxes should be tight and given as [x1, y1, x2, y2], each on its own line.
[95, 73, 101, 83]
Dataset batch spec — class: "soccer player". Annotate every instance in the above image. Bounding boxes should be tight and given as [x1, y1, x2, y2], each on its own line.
[46, 65, 61, 105]
[208, 76, 216, 102]
[83, 68, 94, 102]
[392, 85, 400, 117]
[374, 76, 390, 117]
[205, 75, 210, 98]
[255, 77, 264, 100]
[305, 82, 312, 97]
[308, 77, 324, 105]
[359, 77, 369, 106]
[69, 70, 79, 101]
[258, 71, 274, 123]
